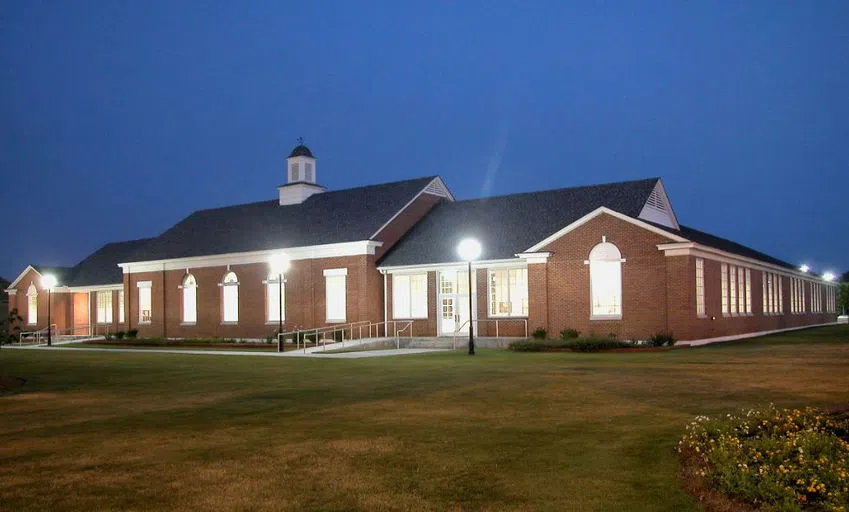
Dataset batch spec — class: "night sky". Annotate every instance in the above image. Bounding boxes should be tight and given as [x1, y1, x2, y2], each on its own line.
[1, 1, 847, 281]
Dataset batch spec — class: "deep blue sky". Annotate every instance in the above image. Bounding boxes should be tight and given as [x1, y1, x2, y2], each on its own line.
[2, 0, 847, 281]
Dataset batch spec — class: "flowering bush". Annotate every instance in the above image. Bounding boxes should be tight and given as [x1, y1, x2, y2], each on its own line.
[678, 406, 849, 511]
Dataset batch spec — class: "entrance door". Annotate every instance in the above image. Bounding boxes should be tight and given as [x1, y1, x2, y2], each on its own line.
[73, 293, 89, 335]
[438, 270, 476, 335]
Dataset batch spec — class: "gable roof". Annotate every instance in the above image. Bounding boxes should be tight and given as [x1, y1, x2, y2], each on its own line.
[378, 178, 660, 267]
[68, 238, 155, 286]
[672, 225, 798, 271]
[124, 176, 441, 263]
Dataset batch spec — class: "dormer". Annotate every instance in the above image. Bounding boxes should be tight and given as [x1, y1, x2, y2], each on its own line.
[278, 140, 326, 205]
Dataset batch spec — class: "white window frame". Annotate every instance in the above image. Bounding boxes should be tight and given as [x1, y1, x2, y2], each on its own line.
[745, 268, 752, 315]
[181, 274, 197, 325]
[27, 283, 38, 325]
[729, 265, 737, 315]
[137, 281, 152, 324]
[721, 264, 729, 315]
[488, 268, 529, 318]
[96, 290, 113, 324]
[695, 258, 705, 317]
[324, 268, 347, 323]
[392, 273, 428, 320]
[221, 271, 239, 324]
[118, 290, 125, 324]
[266, 274, 285, 324]
[586, 241, 624, 320]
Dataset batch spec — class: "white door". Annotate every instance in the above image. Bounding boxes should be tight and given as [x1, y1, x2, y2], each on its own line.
[438, 270, 476, 335]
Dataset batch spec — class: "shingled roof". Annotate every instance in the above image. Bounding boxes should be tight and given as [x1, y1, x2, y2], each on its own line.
[68, 238, 155, 286]
[124, 176, 439, 263]
[378, 178, 660, 266]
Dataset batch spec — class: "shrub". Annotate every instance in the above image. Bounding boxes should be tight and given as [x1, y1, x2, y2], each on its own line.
[679, 406, 849, 511]
[115, 331, 125, 340]
[563, 337, 631, 352]
[649, 331, 675, 347]
[126, 329, 139, 339]
[532, 328, 547, 340]
[559, 328, 580, 340]
[508, 339, 567, 352]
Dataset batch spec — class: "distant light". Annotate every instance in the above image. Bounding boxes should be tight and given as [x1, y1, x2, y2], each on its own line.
[823, 272, 836, 282]
[799, 264, 810, 273]
[42, 274, 58, 290]
[457, 238, 482, 262]
[268, 252, 291, 275]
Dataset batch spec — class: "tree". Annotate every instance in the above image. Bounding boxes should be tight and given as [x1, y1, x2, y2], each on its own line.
[0, 308, 23, 345]
[841, 270, 849, 284]
[838, 283, 849, 316]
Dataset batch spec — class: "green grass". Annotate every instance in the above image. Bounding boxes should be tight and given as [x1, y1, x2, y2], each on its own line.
[66, 342, 278, 352]
[1, 325, 848, 511]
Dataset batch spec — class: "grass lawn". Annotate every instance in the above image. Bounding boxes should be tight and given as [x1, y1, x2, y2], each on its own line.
[1, 325, 848, 511]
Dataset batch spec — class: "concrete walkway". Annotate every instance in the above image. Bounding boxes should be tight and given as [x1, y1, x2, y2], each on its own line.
[1, 345, 449, 359]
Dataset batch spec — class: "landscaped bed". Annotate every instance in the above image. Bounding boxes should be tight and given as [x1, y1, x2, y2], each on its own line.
[508, 334, 678, 352]
[678, 406, 849, 511]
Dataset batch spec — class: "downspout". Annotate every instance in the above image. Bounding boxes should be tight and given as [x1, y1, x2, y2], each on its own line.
[162, 266, 167, 338]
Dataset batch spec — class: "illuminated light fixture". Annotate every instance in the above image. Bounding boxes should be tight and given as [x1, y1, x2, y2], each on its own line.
[799, 264, 810, 273]
[41, 274, 58, 347]
[268, 252, 291, 353]
[823, 272, 835, 282]
[456, 238, 482, 356]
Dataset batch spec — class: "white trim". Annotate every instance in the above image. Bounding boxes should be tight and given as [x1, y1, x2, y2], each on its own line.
[368, 177, 454, 240]
[136, 281, 152, 288]
[6, 290, 17, 295]
[6, 265, 40, 291]
[379, 258, 526, 274]
[680, 322, 838, 347]
[637, 179, 680, 230]
[323, 268, 348, 277]
[67, 284, 123, 293]
[119, 241, 382, 274]
[525, 207, 688, 253]
[515, 252, 551, 264]
[658, 243, 834, 282]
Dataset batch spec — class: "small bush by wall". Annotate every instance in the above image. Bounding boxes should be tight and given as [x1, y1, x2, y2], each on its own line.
[560, 328, 580, 340]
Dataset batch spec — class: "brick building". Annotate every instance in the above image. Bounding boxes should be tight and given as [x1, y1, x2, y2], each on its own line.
[4, 143, 840, 343]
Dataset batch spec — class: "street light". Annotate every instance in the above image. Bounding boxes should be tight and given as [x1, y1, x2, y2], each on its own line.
[800, 264, 810, 273]
[269, 253, 291, 353]
[42, 274, 58, 347]
[823, 272, 836, 282]
[457, 238, 482, 356]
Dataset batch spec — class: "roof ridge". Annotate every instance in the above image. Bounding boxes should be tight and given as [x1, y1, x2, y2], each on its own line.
[449, 177, 660, 204]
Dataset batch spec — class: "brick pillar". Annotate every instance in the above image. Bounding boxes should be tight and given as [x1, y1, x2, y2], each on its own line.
[527, 262, 548, 338]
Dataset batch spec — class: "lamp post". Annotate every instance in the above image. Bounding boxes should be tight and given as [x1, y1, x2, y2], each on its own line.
[457, 238, 482, 356]
[42, 274, 58, 347]
[269, 253, 291, 353]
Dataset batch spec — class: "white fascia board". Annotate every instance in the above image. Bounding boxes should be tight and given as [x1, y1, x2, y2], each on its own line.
[657, 242, 834, 282]
[368, 177, 454, 240]
[525, 207, 688, 253]
[378, 258, 526, 274]
[118, 240, 382, 274]
[67, 284, 124, 293]
[6, 289, 17, 295]
[6, 265, 40, 290]
[515, 252, 552, 264]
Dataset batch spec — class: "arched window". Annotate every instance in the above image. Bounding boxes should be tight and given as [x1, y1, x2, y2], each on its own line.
[27, 283, 38, 325]
[221, 271, 239, 323]
[588, 241, 623, 319]
[266, 273, 285, 323]
[182, 274, 197, 324]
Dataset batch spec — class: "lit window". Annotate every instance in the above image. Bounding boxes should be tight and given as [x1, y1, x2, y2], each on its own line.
[762, 273, 768, 314]
[96, 290, 113, 323]
[324, 269, 347, 322]
[267, 273, 285, 323]
[745, 269, 752, 314]
[722, 264, 729, 314]
[695, 259, 705, 317]
[27, 283, 38, 325]
[730, 265, 737, 314]
[138, 281, 152, 324]
[222, 272, 239, 323]
[393, 273, 428, 319]
[118, 290, 125, 323]
[588, 242, 622, 318]
[489, 268, 528, 317]
[737, 267, 745, 315]
[182, 274, 197, 324]
[777, 276, 783, 314]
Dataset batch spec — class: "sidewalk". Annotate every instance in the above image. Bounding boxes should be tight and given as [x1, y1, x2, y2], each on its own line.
[2, 345, 449, 359]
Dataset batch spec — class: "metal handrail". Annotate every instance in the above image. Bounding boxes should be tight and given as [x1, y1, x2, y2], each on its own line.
[17, 324, 56, 345]
[274, 319, 416, 353]
[451, 318, 529, 349]
[394, 320, 414, 349]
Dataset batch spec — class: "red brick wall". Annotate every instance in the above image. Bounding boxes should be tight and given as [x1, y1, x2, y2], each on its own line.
[123, 254, 381, 339]
[5, 268, 71, 334]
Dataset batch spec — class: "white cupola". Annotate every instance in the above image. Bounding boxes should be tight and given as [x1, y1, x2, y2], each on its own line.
[278, 139, 326, 205]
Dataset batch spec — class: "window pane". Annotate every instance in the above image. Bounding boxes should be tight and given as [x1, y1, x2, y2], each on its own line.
[118, 290, 125, 323]
[97, 291, 112, 323]
[393, 275, 411, 319]
[721, 264, 728, 314]
[183, 285, 196, 323]
[28, 287, 38, 324]
[696, 259, 705, 316]
[591, 260, 621, 316]
[410, 274, 427, 318]
[139, 287, 152, 323]
[267, 280, 284, 323]
[326, 275, 346, 322]
[223, 286, 238, 322]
